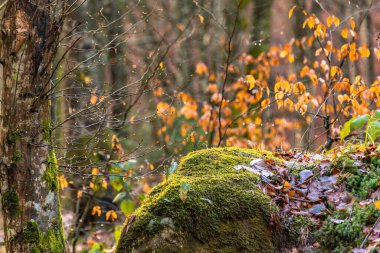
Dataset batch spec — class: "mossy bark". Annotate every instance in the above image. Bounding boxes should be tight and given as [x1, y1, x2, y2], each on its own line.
[0, 1, 66, 252]
[116, 148, 296, 252]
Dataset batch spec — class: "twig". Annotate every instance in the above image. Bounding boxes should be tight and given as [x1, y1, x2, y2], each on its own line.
[217, 0, 241, 147]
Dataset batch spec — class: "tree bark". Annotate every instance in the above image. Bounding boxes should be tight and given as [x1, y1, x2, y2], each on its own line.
[0, 0, 66, 252]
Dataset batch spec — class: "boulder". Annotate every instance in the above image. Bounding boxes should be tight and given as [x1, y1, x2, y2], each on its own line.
[116, 148, 299, 252]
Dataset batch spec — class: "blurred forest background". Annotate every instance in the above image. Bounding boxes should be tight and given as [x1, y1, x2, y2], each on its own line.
[1, 0, 379, 252]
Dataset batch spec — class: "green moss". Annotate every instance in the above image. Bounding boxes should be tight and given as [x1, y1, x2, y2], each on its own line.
[43, 150, 59, 191]
[39, 227, 65, 253]
[6, 129, 25, 144]
[30, 247, 41, 253]
[175, 147, 282, 177]
[12, 150, 22, 162]
[287, 215, 315, 245]
[317, 203, 380, 252]
[331, 153, 380, 199]
[2, 189, 20, 218]
[18, 220, 64, 252]
[23, 221, 41, 244]
[331, 155, 360, 174]
[116, 148, 290, 252]
[42, 119, 53, 143]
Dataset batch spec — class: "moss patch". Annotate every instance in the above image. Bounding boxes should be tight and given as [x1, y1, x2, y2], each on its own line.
[23, 221, 41, 244]
[2, 189, 20, 218]
[315, 151, 380, 251]
[39, 227, 65, 253]
[14, 219, 65, 252]
[11, 150, 22, 162]
[42, 119, 53, 143]
[317, 203, 380, 252]
[6, 129, 25, 144]
[43, 150, 59, 191]
[116, 148, 291, 252]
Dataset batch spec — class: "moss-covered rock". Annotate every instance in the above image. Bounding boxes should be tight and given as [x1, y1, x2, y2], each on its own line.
[116, 148, 295, 253]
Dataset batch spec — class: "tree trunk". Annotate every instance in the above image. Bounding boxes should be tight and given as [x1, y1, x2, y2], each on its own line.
[0, 1, 66, 252]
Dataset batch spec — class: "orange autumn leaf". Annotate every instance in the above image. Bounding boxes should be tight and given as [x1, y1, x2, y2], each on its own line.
[288, 190, 296, 197]
[105, 210, 117, 221]
[198, 14, 204, 24]
[261, 98, 270, 109]
[330, 66, 340, 78]
[59, 175, 68, 190]
[327, 15, 340, 27]
[156, 102, 171, 117]
[91, 205, 101, 216]
[349, 18, 355, 30]
[374, 48, 380, 61]
[101, 179, 108, 189]
[207, 84, 218, 93]
[90, 95, 97, 105]
[374, 200, 380, 211]
[288, 5, 296, 19]
[359, 44, 370, 58]
[283, 181, 291, 189]
[341, 27, 349, 39]
[91, 167, 99, 176]
[143, 182, 151, 194]
[195, 62, 208, 75]
[245, 75, 256, 90]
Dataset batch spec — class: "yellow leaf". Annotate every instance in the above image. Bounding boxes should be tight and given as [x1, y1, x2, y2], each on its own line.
[288, 5, 296, 19]
[91, 206, 101, 216]
[280, 50, 288, 58]
[159, 61, 164, 69]
[375, 48, 380, 61]
[195, 62, 208, 75]
[92, 168, 99, 176]
[327, 15, 340, 28]
[327, 16, 333, 28]
[330, 66, 339, 78]
[245, 75, 256, 90]
[198, 14, 204, 24]
[283, 181, 291, 189]
[90, 95, 97, 105]
[341, 28, 348, 39]
[288, 190, 296, 197]
[359, 45, 370, 58]
[83, 76, 92, 85]
[261, 98, 270, 109]
[101, 179, 107, 189]
[288, 54, 295, 63]
[333, 16, 340, 26]
[143, 182, 151, 194]
[130, 115, 136, 125]
[59, 175, 68, 190]
[374, 200, 380, 210]
[350, 18, 355, 30]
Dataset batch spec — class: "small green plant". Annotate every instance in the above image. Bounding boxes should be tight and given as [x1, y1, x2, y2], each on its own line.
[340, 110, 380, 144]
